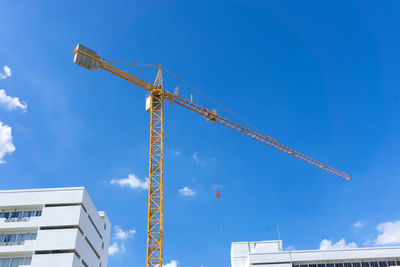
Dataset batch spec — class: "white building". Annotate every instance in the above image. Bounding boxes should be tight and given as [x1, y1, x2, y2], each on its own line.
[231, 240, 400, 267]
[0, 187, 111, 267]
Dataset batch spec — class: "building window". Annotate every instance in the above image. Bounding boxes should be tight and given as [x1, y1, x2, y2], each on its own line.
[10, 212, 22, 220]
[102, 242, 104, 249]
[0, 210, 42, 222]
[104, 223, 106, 230]
[0, 257, 32, 267]
[0, 232, 37, 246]
[294, 262, 400, 267]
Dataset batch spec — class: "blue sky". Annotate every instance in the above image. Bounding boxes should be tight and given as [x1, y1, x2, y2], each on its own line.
[1, 0, 400, 266]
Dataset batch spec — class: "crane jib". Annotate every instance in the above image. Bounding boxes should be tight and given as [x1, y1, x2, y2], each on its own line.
[164, 92, 351, 180]
[72, 44, 351, 180]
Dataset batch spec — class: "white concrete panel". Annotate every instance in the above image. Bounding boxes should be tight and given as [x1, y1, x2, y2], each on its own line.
[31, 253, 83, 267]
[78, 209, 103, 255]
[0, 217, 41, 230]
[250, 264, 292, 267]
[0, 188, 85, 206]
[75, 231, 99, 267]
[288, 247, 400, 262]
[231, 257, 249, 267]
[250, 253, 292, 264]
[81, 189, 110, 266]
[0, 240, 36, 254]
[82, 190, 109, 240]
[98, 211, 111, 267]
[41, 206, 81, 227]
[35, 229, 78, 250]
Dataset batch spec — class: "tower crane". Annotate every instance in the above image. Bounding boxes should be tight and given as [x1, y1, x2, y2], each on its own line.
[73, 44, 350, 267]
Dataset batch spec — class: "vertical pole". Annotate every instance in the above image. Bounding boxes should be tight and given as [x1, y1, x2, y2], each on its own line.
[146, 68, 164, 267]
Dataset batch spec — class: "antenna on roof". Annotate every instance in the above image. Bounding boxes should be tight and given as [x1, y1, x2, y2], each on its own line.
[276, 223, 282, 250]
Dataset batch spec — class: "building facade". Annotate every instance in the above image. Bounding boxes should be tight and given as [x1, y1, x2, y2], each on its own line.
[0, 187, 111, 267]
[231, 240, 400, 267]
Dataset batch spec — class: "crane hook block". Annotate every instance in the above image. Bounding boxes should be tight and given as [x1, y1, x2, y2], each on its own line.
[73, 44, 100, 70]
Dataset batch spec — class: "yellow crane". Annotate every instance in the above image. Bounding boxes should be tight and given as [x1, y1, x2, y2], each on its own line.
[73, 44, 350, 267]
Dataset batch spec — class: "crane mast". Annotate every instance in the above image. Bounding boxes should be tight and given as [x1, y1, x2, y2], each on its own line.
[147, 68, 164, 266]
[73, 44, 351, 267]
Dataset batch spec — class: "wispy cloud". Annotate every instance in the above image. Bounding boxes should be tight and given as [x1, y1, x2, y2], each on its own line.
[114, 226, 136, 240]
[376, 220, 400, 245]
[108, 226, 135, 256]
[319, 239, 357, 250]
[192, 152, 216, 165]
[108, 242, 125, 255]
[0, 89, 27, 112]
[164, 260, 178, 267]
[192, 152, 200, 163]
[110, 173, 148, 190]
[353, 220, 364, 228]
[0, 66, 11, 80]
[179, 186, 195, 196]
[172, 150, 181, 156]
[0, 122, 15, 164]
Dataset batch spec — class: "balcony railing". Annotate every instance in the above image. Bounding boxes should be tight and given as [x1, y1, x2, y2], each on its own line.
[0, 241, 25, 246]
[5, 217, 31, 223]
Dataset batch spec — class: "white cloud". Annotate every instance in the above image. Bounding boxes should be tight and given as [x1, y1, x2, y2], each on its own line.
[353, 220, 364, 228]
[192, 152, 200, 163]
[0, 66, 11, 79]
[114, 226, 136, 240]
[319, 239, 357, 250]
[179, 186, 195, 196]
[108, 242, 125, 255]
[376, 220, 400, 245]
[0, 89, 27, 112]
[108, 242, 119, 255]
[172, 150, 181, 156]
[0, 122, 15, 164]
[110, 174, 148, 190]
[164, 260, 178, 267]
[109, 226, 135, 256]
